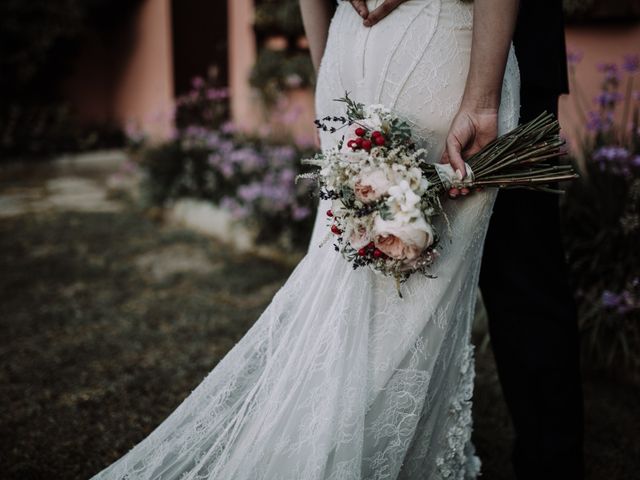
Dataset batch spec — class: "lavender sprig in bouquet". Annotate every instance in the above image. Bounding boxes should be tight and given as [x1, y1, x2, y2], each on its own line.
[298, 94, 578, 295]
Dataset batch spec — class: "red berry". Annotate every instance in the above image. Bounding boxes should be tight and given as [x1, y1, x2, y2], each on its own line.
[331, 224, 342, 235]
[326, 209, 333, 217]
[448, 187, 460, 199]
[372, 130, 382, 138]
[354, 137, 364, 146]
[367, 241, 375, 248]
[358, 247, 367, 256]
[374, 136, 385, 146]
[355, 127, 366, 137]
[347, 139, 357, 149]
[361, 139, 372, 151]
[373, 248, 383, 258]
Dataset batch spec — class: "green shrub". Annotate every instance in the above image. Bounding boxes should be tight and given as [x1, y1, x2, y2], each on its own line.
[561, 53, 640, 369]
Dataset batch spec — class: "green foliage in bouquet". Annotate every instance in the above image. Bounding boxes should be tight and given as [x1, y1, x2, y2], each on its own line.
[562, 53, 640, 370]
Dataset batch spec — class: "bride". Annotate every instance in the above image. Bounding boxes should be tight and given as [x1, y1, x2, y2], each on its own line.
[91, 0, 520, 478]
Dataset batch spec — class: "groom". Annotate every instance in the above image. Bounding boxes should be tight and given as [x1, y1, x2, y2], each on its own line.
[346, 1, 585, 479]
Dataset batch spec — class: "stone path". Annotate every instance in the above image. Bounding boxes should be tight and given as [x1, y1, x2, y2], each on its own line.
[0, 150, 129, 218]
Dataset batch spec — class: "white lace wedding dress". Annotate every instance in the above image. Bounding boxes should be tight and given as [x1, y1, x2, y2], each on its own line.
[91, 1, 519, 479]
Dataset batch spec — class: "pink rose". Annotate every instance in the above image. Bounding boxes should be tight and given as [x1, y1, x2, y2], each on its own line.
[354, 170, 391, 203]
[373, 215, 433, 262]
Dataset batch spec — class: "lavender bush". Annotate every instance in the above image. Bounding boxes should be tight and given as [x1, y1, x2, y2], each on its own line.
[133, 72, 318, 249]
[562, 52, 640, 369]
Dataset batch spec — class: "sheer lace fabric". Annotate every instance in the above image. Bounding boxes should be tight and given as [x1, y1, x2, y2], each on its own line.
[91, 1, 519, 478]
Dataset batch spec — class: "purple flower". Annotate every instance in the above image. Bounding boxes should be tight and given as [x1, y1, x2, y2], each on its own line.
[632, 155, 640, 167]
[602, 290, 621, 308]
[237, 183, 263, 202]
[266, 145, 297, 168]
[622, 54, 640, 74]
[597, 62, 621, 84]
[593, 146, 630, 162]
[567, 49, 583, 66]
[602, 288, 639, 314]
[229, 148, 267, 173]
[279, 168, 296, 184]
[586, 111, 614, 132]
[191, 76, 205, 89]
[592, 146, 637, 176]
[220, 121, 237, 135]
[291, 205, 311, 221]
[205, 87, 230, 101]
[594, 91, 624, 108]
[220, 196, 250, 220]
[221, 164, 234, 178]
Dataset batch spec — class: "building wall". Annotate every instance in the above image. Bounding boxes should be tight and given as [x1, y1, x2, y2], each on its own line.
[114, 0, 175, 139]
[560, 23, 640, 151]
[228, 0, 258, 131]
[63, 0, 175, 140]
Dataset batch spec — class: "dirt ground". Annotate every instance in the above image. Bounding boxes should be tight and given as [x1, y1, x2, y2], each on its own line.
[1, 160, 638, 480]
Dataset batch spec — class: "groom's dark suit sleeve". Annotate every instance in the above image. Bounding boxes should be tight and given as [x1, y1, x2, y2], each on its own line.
[479, 1, 584, 479]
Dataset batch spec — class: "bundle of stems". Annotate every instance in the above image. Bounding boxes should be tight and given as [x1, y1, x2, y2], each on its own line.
[425, 112, 579, 192]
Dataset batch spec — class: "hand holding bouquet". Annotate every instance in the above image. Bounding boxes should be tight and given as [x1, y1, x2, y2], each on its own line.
[298, 94, 577, 295]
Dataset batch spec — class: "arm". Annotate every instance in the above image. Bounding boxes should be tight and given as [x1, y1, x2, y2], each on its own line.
[442, 0, 519, 183]
[299, 0, 336, 73]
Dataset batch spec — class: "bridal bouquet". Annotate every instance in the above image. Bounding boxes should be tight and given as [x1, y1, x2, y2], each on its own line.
[298, 94, 577, 294]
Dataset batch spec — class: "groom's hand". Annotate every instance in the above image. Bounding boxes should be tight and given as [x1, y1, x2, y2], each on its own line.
[440, 107, 498, 198]
[348, 0, 408, 26]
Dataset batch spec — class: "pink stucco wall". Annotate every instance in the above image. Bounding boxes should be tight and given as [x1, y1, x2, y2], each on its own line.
[112, 0, 175, 139]
[63, 0, 175, 140]
[560, 23, 640, 152]
[228, 0, 258, 131]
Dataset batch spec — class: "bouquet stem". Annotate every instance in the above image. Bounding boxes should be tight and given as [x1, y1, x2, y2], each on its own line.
[443, 112, 577, 191]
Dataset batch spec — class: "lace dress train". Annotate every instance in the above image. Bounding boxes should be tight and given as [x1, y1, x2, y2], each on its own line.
[91, 0, 519, 478]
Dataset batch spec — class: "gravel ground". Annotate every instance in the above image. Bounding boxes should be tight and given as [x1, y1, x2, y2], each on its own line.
[1, 192, 638, 479]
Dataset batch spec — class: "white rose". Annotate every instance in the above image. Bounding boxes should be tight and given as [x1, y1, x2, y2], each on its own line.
[373, 214, 434, 261]
[387, 180, 422, 214]
[354, 169, 392, 203]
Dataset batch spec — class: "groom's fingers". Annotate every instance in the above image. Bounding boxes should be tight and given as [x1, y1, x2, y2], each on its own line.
[363, 0, 404, 27]
[349, 0, 369, 19]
